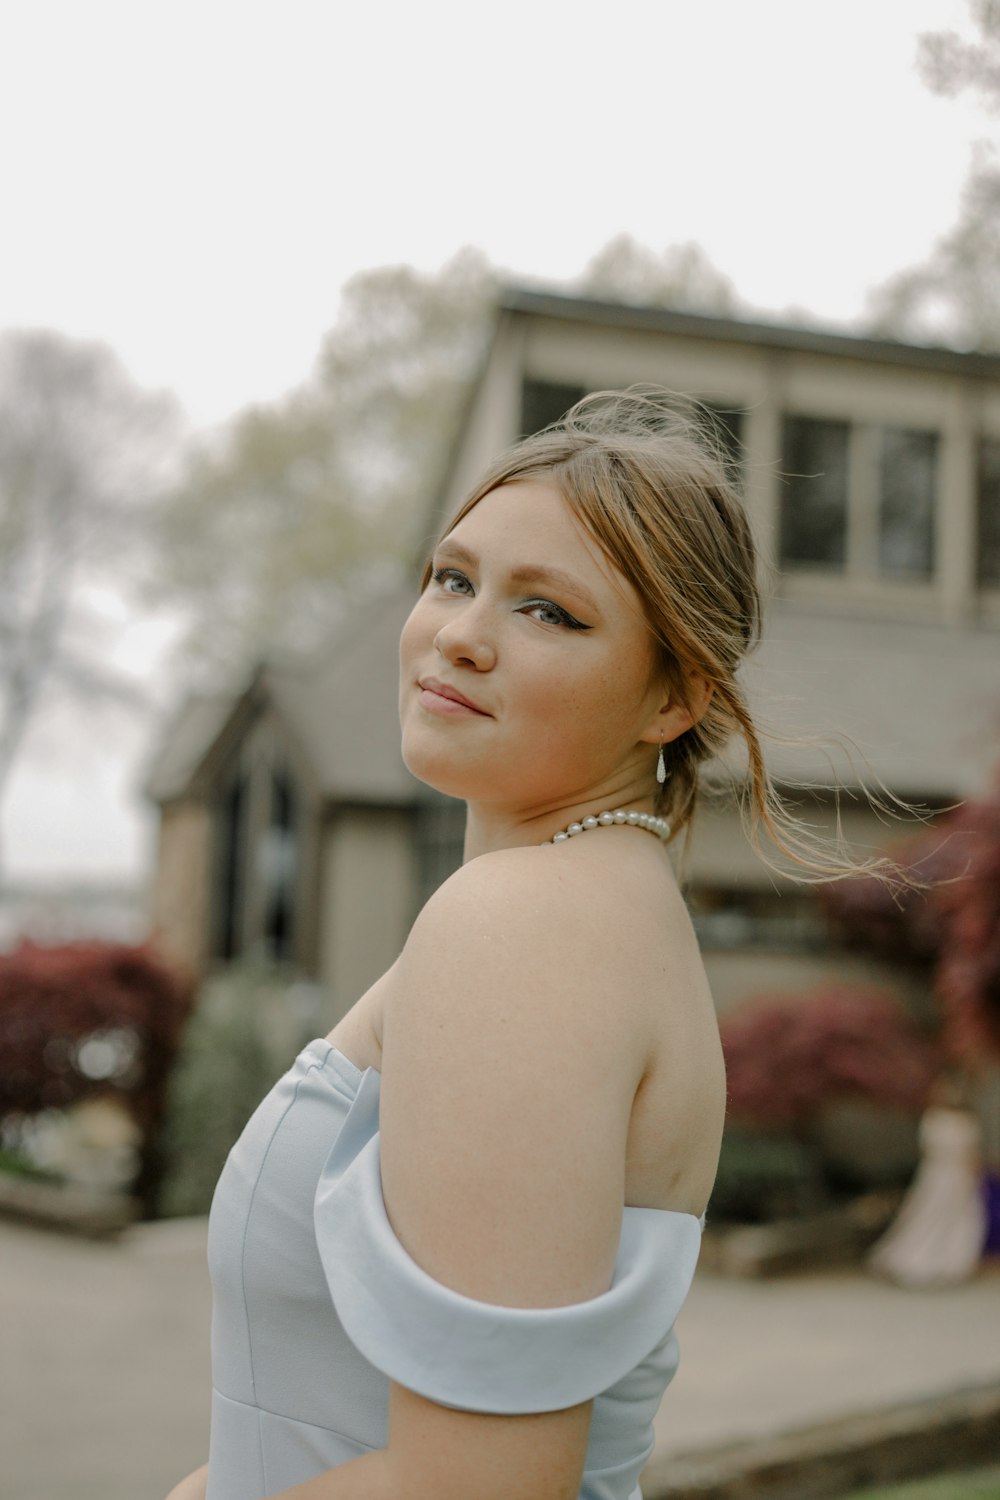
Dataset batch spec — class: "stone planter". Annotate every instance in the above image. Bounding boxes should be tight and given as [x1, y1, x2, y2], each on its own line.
[0, 1171, 139, 1238]
[811, 1098, 920, 1188]
[700, 1192, 901, 1277]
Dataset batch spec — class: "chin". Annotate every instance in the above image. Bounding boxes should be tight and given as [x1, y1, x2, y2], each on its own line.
[400, 732, 499, 804]
[401, 732, 469, 800]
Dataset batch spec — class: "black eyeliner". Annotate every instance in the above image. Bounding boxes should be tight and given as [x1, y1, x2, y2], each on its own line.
[524, 598, 593, 631]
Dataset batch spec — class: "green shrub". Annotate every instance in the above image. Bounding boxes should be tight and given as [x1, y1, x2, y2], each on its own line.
[838, 1465, 1000, 1500]
[709, 1126, 828, 1223]
[156, 963, 326, 1218]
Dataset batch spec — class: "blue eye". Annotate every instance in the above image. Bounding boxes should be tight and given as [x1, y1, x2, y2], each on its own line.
[432, 567, 474, 595]
[521, 599, 592, 631]
[430, 567, 592, 631]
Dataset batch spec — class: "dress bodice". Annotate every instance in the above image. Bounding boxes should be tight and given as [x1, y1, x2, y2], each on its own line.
[205, 1039, 703, 1500]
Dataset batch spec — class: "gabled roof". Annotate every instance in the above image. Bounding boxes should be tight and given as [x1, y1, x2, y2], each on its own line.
[265, 589, 419, 804]
[145, 588, 422, 807]
[144, 693, 237, 804]
[499, 287, 1000, 379]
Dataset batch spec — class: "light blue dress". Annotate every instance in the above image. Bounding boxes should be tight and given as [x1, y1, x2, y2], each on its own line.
[205, 1039, 704, 1500]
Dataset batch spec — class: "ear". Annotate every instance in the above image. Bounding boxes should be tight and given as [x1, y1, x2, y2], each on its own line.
[640, 674, 714, 746]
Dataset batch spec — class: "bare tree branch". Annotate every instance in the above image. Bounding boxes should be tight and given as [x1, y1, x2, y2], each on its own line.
[0, 329, 181, 874]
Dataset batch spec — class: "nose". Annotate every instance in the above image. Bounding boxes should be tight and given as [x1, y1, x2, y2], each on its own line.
[433, 609, 496, 671]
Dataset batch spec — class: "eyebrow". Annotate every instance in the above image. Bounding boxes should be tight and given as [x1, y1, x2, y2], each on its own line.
[434, 538, 602, 617]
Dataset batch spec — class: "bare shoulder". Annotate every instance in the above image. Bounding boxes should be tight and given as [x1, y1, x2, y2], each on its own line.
[393, 841, 678, 1071]
[407, 837, 693, 967]
[378, 844, 665, 1307]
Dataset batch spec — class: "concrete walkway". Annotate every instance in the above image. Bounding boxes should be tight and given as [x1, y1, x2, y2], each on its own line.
[2, 1215, 998, 1500]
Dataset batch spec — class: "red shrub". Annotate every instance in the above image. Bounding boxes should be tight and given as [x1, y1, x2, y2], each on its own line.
[935, 795, 1000, 1058]
[819, 791, 1000, 1064]
[721, 984, 941, 1131]
[0, 940, 194, 1210]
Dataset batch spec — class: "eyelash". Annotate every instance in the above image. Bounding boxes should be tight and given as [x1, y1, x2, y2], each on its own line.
[430, 568, 592, 631]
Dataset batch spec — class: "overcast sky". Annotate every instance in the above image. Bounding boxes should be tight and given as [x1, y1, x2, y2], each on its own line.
[0, 0, 991, 882]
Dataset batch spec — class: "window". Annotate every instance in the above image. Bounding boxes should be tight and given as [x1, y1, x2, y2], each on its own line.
[978, 437, 1000, 587]
[879, 427, 937, 582]
[780, 416, 849, 569]
[520, 378, 585, 437]
[214, 749, 302, 965]
[687, 886, 827, 952]
[702, 404, 745, 471]
[780, 417, 940, 583]
[218, 771, 248, 961]
[261, 766, 298, 963]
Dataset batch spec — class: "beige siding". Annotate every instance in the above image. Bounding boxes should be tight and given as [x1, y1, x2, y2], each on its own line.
[506, 310, 992, 630]
[703, 948, 932, 1020]
[150, 800, 213, 979]
[434, 311, 526, 536]
[679, 796, 891, 890]
[317, 809, 417, 1025]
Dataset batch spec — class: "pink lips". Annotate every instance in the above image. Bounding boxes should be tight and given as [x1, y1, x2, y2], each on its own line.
[417, 677, 490, 716]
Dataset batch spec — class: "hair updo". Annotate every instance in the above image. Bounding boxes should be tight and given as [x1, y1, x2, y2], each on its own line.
[423, 388, 900, 882]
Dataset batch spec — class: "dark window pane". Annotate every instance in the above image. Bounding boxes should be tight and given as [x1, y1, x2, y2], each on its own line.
[702, 404, 745, 470]
[978, 437, 1000, 587]
[879, 427, 937, 581]
[218, 772, 248, 960]
[520, 379, 586, 437]
[780, 416, 849, 568]
[262, 766, 298, 963]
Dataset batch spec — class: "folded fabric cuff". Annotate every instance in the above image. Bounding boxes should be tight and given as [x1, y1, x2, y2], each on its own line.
[313, 1070, 703, 1414]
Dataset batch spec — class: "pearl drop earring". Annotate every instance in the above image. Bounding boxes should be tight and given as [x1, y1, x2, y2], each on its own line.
[656, 739, 668, 785]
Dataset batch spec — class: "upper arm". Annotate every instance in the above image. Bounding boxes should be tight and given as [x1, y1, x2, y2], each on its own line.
[375, 853, 648, 1500]
[381, 852, 644, 1307]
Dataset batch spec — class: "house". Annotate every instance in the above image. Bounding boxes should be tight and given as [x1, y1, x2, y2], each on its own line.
[145, 288, 1000, 1024]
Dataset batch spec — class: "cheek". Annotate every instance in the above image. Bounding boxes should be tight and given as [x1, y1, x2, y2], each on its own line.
[399, 594, 433, 666]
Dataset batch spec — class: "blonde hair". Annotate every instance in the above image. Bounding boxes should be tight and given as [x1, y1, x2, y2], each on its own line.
[423, 388, 905, 884]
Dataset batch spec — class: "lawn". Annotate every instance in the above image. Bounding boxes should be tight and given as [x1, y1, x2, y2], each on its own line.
[840, 1467, 1000, 1500]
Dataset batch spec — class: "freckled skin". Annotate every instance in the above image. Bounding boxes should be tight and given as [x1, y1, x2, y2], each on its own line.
[399, 479, 693, 856]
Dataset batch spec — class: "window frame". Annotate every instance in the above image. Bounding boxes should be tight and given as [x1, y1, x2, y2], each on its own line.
[778, 411, 943, 598]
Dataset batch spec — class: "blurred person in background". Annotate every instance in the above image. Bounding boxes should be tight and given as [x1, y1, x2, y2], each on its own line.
[869, 1072, 987, 1287]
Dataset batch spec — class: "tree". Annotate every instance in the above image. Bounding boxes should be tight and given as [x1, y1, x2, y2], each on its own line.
[152, 248, 496, 679]
[152, 236, 742, 682]
[0, 331, 181, 873]
[580, 234, 740, 314]
[868, 1, 1000, 349]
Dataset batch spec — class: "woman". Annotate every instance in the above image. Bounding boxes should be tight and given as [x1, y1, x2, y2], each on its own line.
[167, 391, 865, 1500]
[868, 1073, 987, 1287]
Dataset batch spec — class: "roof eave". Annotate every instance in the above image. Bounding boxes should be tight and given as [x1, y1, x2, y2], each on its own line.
[497, 286, 1000, 380]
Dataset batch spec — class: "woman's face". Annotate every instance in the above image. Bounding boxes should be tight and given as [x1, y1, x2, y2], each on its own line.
[399, 478, 681, 815]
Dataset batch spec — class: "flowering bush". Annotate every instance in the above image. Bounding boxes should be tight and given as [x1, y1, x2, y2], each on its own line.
[721, 984, 941, 1131]
[934, 795, 1000, 1057]
[0, 940, 193, 1210]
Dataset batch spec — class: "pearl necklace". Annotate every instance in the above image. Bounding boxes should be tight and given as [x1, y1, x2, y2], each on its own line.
[543, 809, 672, 845]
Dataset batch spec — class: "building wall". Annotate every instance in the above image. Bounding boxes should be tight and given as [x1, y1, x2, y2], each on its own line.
[317, 807, 417, 1025]
[150, 799, 213, 979]
[439, 306, 1000, 1026]
[456, 309, 1000, 636]
[678, 796, 937, 1020]
[702, 947, 932, 1020]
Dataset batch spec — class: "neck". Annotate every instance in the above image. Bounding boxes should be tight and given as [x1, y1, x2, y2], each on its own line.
[462, 789, 661, 861]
